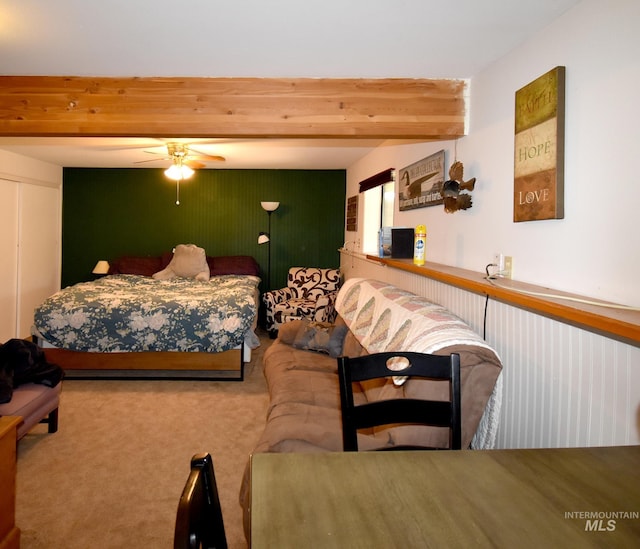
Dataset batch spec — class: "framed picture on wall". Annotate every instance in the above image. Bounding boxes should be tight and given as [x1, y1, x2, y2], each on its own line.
[514, 66, 565, 222]
[398, 150, 445, 211]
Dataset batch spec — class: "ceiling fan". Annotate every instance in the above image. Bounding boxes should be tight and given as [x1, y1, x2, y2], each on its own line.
[134, 141, 225, 170]
[134, 142, 225, 206]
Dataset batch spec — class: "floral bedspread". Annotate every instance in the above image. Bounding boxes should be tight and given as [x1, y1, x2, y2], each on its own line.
[34, 274, 260, 353]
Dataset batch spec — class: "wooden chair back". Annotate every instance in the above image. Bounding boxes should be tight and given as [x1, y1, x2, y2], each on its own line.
[174, 453, 227, 549]
[337, 351, 461, 451]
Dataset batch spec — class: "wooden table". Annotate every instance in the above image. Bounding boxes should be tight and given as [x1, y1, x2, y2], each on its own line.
[251, 446, 640, 548]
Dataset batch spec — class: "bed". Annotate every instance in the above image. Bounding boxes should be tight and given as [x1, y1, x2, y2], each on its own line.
[32, 253, 261, 380]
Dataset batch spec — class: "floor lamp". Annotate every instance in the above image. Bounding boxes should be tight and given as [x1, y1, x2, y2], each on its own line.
[258, 201, 279, 290]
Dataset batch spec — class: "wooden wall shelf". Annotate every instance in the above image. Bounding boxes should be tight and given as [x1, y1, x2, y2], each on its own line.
[365, 255, 640, 347]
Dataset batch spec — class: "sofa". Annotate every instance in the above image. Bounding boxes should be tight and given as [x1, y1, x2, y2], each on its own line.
[240, 278, 503, 538]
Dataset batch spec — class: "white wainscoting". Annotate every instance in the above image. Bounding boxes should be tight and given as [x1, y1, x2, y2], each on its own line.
[340, 251, 640, 448]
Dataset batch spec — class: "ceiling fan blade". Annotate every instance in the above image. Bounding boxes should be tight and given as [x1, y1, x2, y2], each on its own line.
[133, 156, 171, 164]
[189, 154, 226, 162]
[185, 159, 206, 169]
[143, 148, 174, 156]
[187, 147, 226, 162]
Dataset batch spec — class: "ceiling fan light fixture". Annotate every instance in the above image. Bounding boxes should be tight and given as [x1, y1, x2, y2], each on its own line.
[164, 163, 194, 181]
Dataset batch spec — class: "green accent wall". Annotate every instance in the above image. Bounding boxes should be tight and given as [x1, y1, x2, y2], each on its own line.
[62, 168, 346, 291]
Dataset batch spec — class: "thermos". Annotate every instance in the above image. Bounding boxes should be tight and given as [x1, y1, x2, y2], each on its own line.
[413, 225, 426, 265]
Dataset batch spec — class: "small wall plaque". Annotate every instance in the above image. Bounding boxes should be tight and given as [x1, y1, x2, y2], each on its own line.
[346, 195, 358, 231]
[514, 66, 565, 222]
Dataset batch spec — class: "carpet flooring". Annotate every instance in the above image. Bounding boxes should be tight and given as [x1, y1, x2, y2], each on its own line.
[15, 334, 271, 548]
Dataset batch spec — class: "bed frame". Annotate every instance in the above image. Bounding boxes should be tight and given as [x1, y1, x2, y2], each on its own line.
[40, 345, 246, 381]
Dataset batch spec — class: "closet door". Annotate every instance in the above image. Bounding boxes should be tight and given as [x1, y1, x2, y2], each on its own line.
[0, 179, 19, 341]
[18, 183, 61, 338]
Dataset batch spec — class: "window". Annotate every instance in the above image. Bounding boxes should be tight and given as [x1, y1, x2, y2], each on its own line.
[359, 169, 395, 255]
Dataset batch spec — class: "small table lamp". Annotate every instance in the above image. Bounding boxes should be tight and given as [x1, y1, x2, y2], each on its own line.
[92, 260, 110, 276]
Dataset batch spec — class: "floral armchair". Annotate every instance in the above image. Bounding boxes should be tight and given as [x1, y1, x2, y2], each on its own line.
[263, 267, 341, 336]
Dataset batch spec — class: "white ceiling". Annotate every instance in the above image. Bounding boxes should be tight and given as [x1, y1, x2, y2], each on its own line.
[0, 0, 581, 170]
[0, 136, 405, 170]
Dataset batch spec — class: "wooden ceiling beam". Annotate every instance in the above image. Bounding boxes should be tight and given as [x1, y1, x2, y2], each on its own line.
[0, 76, 467, 139]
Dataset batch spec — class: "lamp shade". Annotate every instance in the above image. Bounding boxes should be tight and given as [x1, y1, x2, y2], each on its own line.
[258, 232, 270, 244]
[92, 260, 110, 275]
[261, 201, 280, 212]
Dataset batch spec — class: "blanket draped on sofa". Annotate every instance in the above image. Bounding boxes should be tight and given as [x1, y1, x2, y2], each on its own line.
[335, 278, 503, 449]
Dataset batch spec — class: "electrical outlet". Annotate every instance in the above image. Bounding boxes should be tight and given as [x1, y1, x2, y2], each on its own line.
[493, 254, 513, 278]
[503, 256, 513, 279]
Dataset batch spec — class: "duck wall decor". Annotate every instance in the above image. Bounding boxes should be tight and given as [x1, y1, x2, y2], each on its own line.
[441, 161, 476, 213]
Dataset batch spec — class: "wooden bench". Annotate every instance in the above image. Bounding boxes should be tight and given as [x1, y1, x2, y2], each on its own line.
[0, 383, 61, 440]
